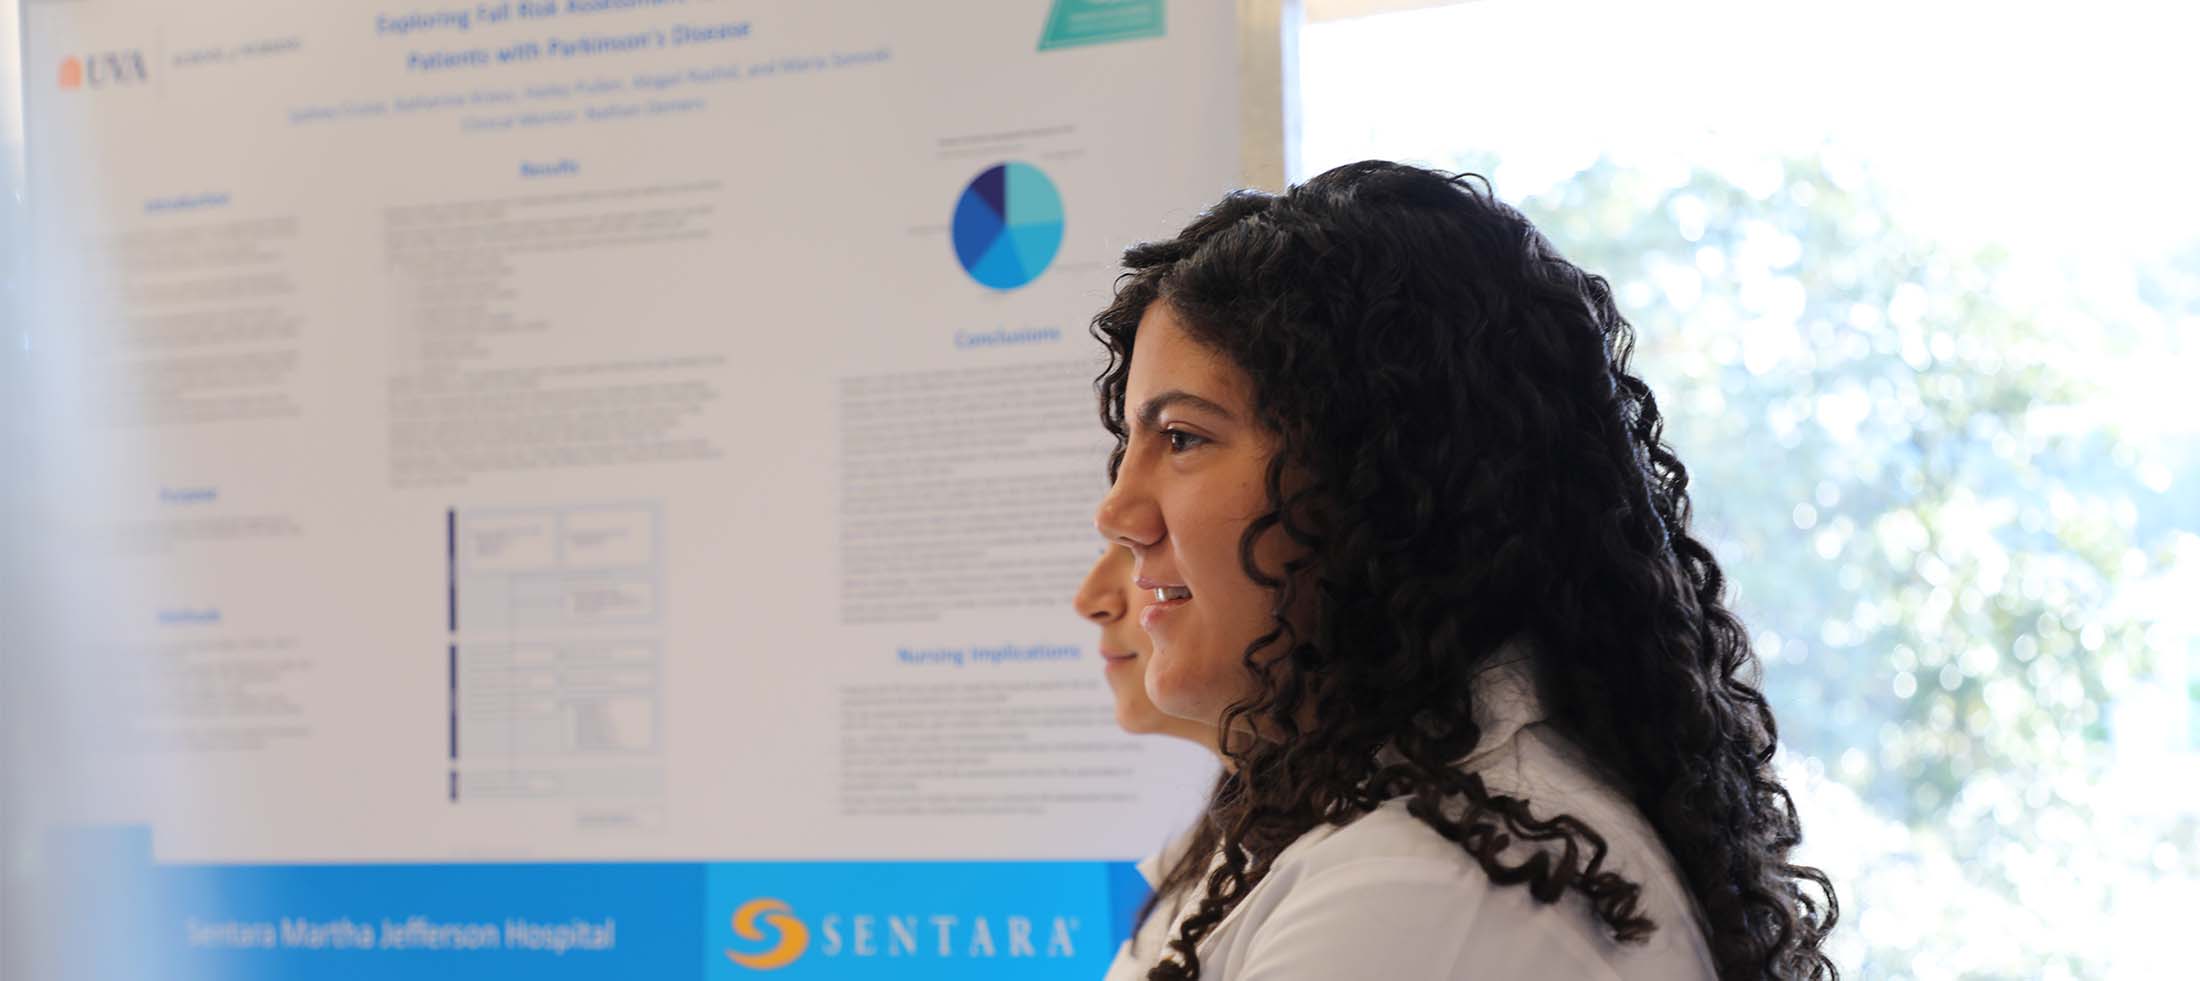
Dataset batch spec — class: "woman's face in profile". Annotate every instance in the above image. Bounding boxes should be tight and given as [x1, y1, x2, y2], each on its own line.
[1094, 300, 1283, 728]
[1072, 544, 1179, 735]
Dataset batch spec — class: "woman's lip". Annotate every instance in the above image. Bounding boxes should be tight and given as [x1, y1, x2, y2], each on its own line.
[1100, 648, 1139, 662]
[1140, 597, 1189, 631]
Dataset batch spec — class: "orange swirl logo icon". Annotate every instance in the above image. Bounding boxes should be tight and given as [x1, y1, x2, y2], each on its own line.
[58, 56, 83, 90]
[726, 898, 809, 970]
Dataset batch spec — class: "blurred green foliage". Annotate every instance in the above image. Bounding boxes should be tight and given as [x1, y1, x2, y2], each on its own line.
[1462, 151, 2197, 978]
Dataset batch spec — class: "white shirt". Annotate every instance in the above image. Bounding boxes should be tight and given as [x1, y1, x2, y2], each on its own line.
[1108, 824, 1203, 978]
[1102, 654, 1716, 980]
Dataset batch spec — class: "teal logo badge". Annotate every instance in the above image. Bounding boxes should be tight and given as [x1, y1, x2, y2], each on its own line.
[1039, 0, 1165, 51]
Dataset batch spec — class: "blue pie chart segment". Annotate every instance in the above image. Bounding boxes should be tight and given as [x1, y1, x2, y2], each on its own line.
[968, 229, 1027, 288]
[951, 184, 1004, 269]
[1009, 222, 1063, 281]
[1006, 162, 1064, 226]
[953, 162, 1063, 290]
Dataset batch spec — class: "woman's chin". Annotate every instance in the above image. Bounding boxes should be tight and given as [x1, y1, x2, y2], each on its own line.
[1144, 694, 1210, 731]
[1113, 706, 1161, 736]
[1144, 668, 1202, 722]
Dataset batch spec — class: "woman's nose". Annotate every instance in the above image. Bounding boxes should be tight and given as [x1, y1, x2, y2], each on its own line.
[1094, 471, 1163, 551]
[1073, 552, 1126, 623]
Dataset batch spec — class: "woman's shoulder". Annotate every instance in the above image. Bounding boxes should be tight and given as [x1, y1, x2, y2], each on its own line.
[1282, 730, 1666, 880]
[1235, 731, 1715, 977]
[1275, 801, 1473, 876]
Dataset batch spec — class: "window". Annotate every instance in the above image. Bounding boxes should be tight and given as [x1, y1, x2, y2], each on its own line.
[1301, 2, 2200, 976]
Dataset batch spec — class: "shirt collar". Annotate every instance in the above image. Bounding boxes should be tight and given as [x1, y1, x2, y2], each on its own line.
[1371, 635, 1547, 774]
[1459, 639, 1545, 768]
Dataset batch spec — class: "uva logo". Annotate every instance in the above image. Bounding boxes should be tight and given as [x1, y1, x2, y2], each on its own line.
[725, 899, 809, 970]
[723, 897, 1082, 969]
[58, 50, 149, 91]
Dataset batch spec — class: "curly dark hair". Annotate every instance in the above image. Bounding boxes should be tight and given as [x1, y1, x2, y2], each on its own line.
[1095, 160, 1838, 980]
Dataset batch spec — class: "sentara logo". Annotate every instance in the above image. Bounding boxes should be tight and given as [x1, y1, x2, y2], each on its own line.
[725, 898, 809, 970]
[722, 897, 1082, 969]
[57, 50, 150, 91]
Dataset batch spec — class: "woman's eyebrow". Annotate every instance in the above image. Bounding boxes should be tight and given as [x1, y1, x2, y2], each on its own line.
[1135, 389, 1236, 430]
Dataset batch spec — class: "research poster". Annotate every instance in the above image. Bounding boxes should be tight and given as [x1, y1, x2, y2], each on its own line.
[17, 1, 1237, 976]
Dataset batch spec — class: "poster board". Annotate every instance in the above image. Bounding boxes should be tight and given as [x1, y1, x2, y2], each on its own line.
[11, 2, 1238, 976]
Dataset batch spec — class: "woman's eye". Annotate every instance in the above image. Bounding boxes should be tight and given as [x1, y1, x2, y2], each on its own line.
[1163, 428, 1207, 453]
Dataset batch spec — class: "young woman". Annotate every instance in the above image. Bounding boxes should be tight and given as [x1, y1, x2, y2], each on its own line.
[1073, 544, 1225, 978]
[1089, 161, 1838, 980]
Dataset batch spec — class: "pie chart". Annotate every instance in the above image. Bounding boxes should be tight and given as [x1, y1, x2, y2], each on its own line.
[952, 162, 1064, 291]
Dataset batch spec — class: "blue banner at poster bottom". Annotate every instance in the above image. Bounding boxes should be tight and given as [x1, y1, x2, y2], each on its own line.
[54, 829, 1151, 980]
